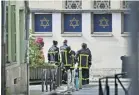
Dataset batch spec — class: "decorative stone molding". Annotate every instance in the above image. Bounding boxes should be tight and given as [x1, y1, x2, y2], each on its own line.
[93, 0, 111, 9]
[65, 0, 82, 9]
[30, 9, 128, 13]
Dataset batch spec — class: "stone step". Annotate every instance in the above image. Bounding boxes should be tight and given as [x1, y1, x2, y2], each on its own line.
[89, 82, 130, 87]
[88, 78, 131, 87]
[90, 78, 130, 83]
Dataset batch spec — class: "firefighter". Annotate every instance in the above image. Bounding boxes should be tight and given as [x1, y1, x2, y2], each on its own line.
[75, 43, 92, 85]
[68, 46, 76, 78]
[61, 46, 76, 84]
[60, 40, 72, 83]
[63, 39, 68, 46]
[47, 41, 60, 90]
[48, 40, 60, 65]
[66, 46, 76, 83]
[60, 39, 69, 67]
[69, 46, 76, 70]
[68, 47, 77, 88]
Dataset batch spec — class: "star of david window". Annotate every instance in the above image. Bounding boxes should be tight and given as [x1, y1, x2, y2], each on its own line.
[63, 14, 82, 32]
[65, 0, 82, 9]
[34, 14, 52, 32]
[122, 1, 131, 9]
[93, 0, 111, 9]
[93, 14, 112, 32]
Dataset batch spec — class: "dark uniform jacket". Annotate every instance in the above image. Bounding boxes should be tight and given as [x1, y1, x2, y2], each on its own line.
[48, 45, 60, 62]
[69, 50, 76, 68]
[75, 48, 92, 69]
[86, 48, 92, 67]
[60, 45, 72, 67]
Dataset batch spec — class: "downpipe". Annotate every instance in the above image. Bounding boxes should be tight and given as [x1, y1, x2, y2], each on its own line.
[24, 1, 30, 95]
[1, 1, 6, 95]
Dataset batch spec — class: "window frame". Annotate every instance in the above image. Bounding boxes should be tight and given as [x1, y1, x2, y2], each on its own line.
[61, 13, 82, 37]
[91, 13, 113, 37]
[32, 13, 53, 37]
[121, 12, 130, 37]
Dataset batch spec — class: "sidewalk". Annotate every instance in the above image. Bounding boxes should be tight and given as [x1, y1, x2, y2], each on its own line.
[29, 79, 130, 95]
[29, 84, 68, 95]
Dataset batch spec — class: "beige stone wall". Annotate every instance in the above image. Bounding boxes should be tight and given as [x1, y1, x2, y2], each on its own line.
[5, 1, 28, 95]
[6, 64, 28, 95]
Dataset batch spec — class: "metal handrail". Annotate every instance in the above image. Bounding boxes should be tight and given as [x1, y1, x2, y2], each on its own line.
[99, 76, 113, 95]
[115, 72, 129, 95]
[99, 72, 129, 95]
[41, 65, 62, 92]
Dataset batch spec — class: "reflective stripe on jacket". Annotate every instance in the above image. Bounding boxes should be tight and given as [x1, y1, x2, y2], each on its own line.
[60, 45, 72, 66]
[76, 48, 92, 69]
[48, 45, 60, 62]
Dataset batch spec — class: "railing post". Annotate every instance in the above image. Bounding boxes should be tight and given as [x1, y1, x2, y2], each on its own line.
[99, 79, 103, 95]
[115, 75, 118, 95]
[117, 75, 128, 95]
[60, 66, 62, 86]
[75, 69, 79, 91]
[72, 69, 75, 91]
[53, 68, 56, 91]
[105, 77, 109, 95]
[45, 69, 48, 92]
[50, 69, 52, 91]
[41, 69, 44, 92]
[59, 65, 61, 86]
[55, 67, 60, 87]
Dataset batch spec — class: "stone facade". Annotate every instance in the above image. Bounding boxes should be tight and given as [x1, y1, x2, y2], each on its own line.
[29, 0, 129, 79]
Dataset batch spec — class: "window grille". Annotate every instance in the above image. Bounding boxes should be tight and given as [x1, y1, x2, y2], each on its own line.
[65, 0, 82, 9]
[93, 0, 111, 9]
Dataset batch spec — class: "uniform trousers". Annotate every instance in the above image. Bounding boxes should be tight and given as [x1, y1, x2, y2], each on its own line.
[82, 69, 89, 85]
[62, 66, 72, 82]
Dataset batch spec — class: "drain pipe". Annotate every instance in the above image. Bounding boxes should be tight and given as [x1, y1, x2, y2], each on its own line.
[1, 1, 6, 95]
[24, 1, 30, 95]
